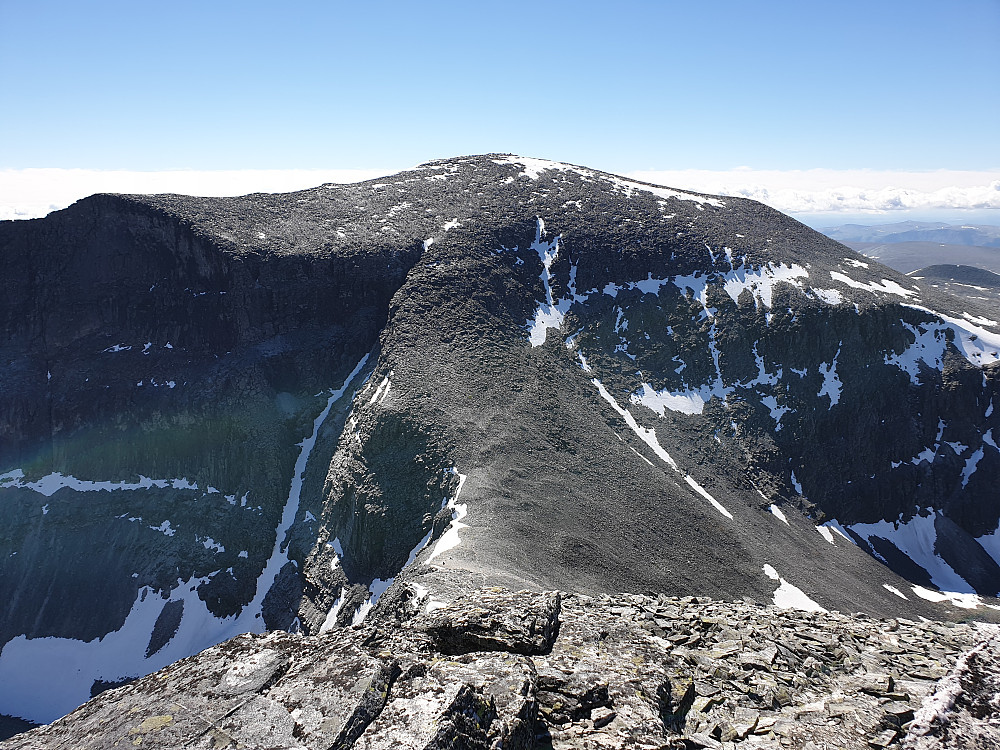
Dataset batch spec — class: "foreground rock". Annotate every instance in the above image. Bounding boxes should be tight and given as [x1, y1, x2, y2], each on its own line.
[4, 587, 997, 750]
[903, 630, 1000, 749]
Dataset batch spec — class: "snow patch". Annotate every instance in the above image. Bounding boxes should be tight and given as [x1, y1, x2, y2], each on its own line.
[606, 175, 726, 207]
[368, 372, 393, 405]
[830, 271, 919, 299]
[769, 505, 789, 525]
[427, 468, 469, 563]
[319, 590, 346, 635]
[150, 520, 176, 537]
[760, 396, 790, 428]
[909, 586, 984, 609]
[627, 445, 654, 467]
[848, 511, 974, 595]
[762, 565, 826, 612]
[0, 472, 201, 497]
[883, 583, 909, 600]
[684, 475, 733, 520]
[910, 306, 1000, 367]
[961, 311, 998, 327]
[591, 379, 678, 472]
[811, 288, 844, 305]
[492, 155, 594, 181]
[491, 156, 725, 206]
[883, 320, 948, 384]
[527, 219, 572, 346]
[816, 526, 836, 545]
[630, 383, 708, 416]
[822, 520, 854, 543]
[961, 447, 985, 487]
[351, 577, 393, 626]
[199, 536, 224, 553]
[817, 348, 842, 407]
[722, 262, 809, 309]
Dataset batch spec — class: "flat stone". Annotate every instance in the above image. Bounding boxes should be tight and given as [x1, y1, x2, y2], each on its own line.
[686, 731, 724, 749]
[858, 674, 894, 696]
[591, 706, 616, 729]
[218, 648, 289, 695]
[867, 729, 898, 748]
[414, 589, 561, 656]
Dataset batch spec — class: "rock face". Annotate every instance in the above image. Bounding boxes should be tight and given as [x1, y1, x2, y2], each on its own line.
[3, 586, 997, 750]
[2, 155, 1000, 724]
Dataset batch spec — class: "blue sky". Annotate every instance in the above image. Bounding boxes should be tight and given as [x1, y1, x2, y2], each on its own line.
[1, 0, 998, 222]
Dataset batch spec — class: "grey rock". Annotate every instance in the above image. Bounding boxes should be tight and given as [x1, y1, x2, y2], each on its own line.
[903, 630, 1000, 749]
[414, 590, 561, 656]
[217, 647, 290, 695]
[3, 585, 1000, 750]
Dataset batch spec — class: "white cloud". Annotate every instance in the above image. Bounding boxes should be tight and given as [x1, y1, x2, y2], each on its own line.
[625, 168, 1000, 216]
[2, 166, 999, 221]
[0, 168, 398, 220]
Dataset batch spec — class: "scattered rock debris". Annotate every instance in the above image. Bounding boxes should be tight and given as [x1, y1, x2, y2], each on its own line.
[3, 587, 997, 749]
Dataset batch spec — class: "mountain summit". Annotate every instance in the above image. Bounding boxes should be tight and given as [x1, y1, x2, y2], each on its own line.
[1, 155, 999, 725]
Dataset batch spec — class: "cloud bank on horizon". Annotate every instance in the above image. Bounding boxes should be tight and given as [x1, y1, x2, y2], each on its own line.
[628, 168, 1000, 218]
[2, 166, 998, 224]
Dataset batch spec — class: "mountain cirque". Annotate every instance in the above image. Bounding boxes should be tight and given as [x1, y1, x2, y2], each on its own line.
[2, 586, 997, 750]
[2, 155, 1000, 731]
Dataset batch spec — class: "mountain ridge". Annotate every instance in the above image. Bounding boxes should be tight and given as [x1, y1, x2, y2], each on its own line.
[2, 155, 1000, 728]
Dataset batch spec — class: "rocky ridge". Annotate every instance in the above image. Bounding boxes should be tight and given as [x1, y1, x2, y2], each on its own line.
[4, 155, 1000, 725]
[4, 586, 996, 750]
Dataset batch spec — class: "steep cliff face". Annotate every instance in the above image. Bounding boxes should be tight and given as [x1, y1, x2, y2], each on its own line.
[0, 193, 416, 721]
[2, 155, 999, 726]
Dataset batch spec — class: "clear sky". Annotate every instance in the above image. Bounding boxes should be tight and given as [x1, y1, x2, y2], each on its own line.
[2, 0, 998, 223]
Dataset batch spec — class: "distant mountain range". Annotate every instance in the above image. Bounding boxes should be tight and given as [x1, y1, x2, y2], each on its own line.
[819, 221, 1000, 275]
[821, 221, 1000, 247]
[908, 265, 1000, 307]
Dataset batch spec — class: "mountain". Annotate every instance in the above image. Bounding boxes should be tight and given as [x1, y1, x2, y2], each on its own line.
[818, 222, 1000, 275]
[820, 222, 1000, 248]
[908, 265, 1000, 307]
[844, 242, 1000, 276]
[2, 155, 1000, 729]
